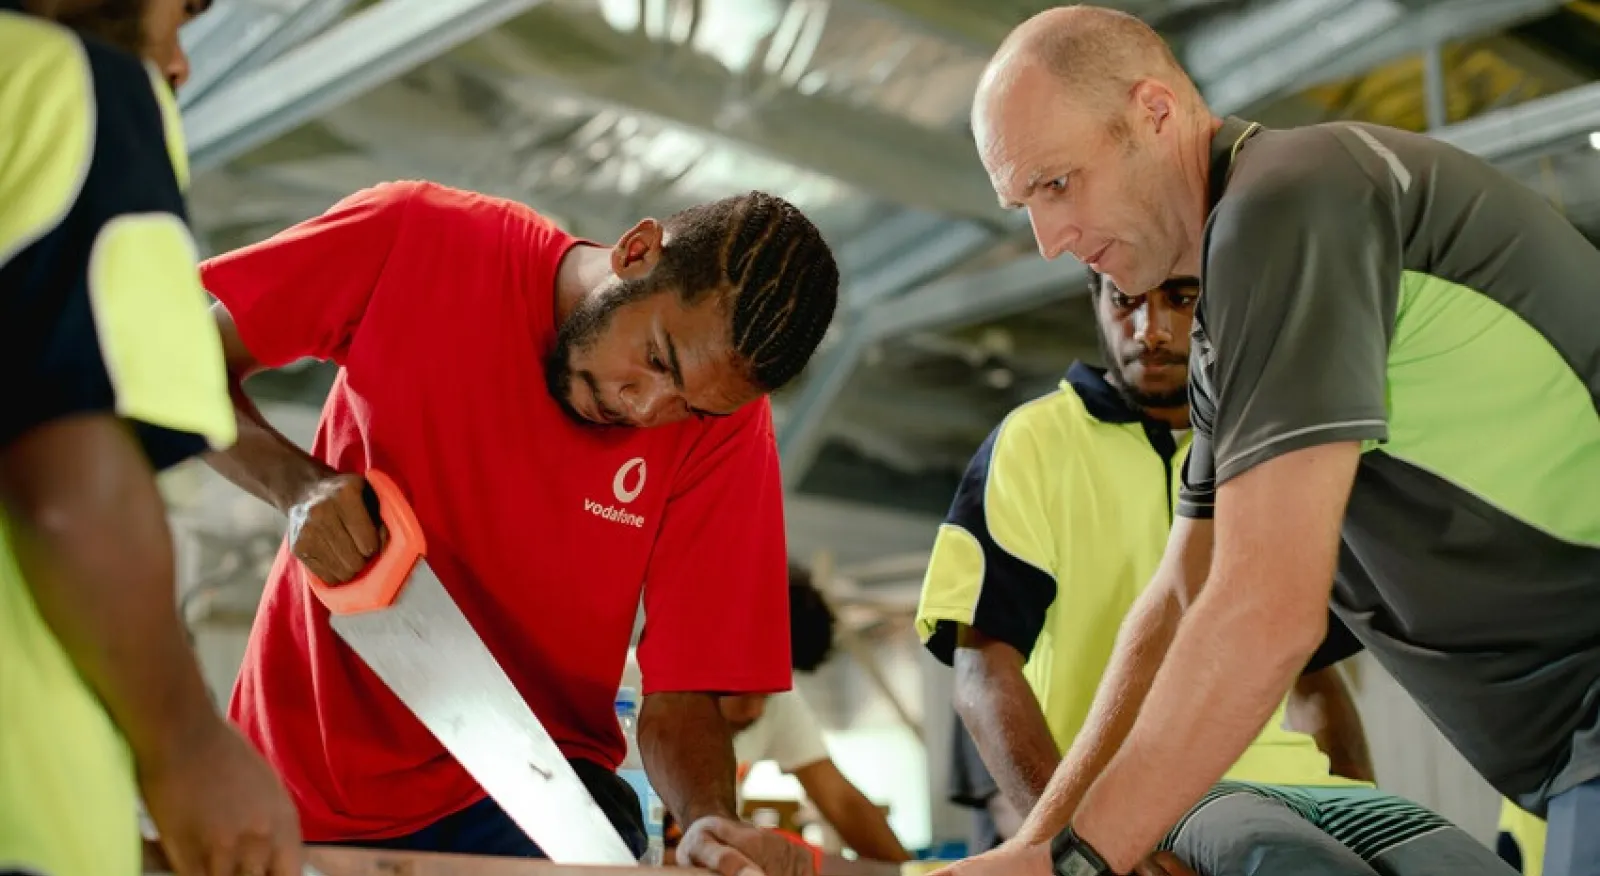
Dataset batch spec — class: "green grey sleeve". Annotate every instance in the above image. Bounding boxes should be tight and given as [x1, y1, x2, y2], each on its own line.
[1200, 128, 1401, 487]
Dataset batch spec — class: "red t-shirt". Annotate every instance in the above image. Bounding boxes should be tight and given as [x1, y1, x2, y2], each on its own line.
[203, 181, 791, 842]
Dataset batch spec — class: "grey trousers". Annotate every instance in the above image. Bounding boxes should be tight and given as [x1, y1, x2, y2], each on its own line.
[1546, 776, 1600, 876]
[1162, 782, 1517, 876]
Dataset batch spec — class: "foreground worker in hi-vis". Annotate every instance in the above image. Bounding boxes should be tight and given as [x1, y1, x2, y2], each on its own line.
[0, 2, 303, 875]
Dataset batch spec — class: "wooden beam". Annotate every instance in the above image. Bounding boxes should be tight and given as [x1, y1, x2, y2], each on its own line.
[144, 841, 903, 875]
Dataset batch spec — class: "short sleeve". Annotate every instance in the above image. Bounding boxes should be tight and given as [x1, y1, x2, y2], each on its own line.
[916, 409, 1059, 666]
[200, 180, 416, 368]
[0, 27, 233, 467]
[759, 691, 831, 774]
[1199, 128, 1401, 487]
[1176, 428, 1217, 520]
[636, 399, 790, 696]
[1302, 611, 1365, 674]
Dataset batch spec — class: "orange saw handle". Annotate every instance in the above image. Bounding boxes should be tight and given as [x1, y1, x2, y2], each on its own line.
[304, 469, 428, 616]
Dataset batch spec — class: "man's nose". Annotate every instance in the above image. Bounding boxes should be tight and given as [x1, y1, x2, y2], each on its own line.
[1136, 300, 1175, 347]
[1027, 207, 1080, 262]
[164, 47, 191, 91]
[621, 375, 683, 427]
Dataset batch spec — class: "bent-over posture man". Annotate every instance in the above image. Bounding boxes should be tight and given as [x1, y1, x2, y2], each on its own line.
[720, 564, 912, 863]
[945, 6, 1600, 876]
[920, 271, 1510, 876]
[204, 180, 837, 875]
[0, 2, 301, 875]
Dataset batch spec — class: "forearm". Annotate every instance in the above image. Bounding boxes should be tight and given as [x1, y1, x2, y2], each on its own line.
[2, 417, 221, 770]
[204, 379, 330, 514]
[1290, 668, 1375, 783]
[1073, 587, 1324, 871]
[638, 692, 740, 825]
[953, 648, 1060, 813]
[828, 795, 910, 862]
[1012, 582, 1183, 845]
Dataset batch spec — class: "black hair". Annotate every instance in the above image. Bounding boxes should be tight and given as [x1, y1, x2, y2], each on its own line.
[49, 0, 146, 56]
[787, 561, 837, 673]
[655, 192, 840, 392]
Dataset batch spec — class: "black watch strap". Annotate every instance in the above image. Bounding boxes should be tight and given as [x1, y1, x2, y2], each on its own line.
[1050, 826, 1116, 876]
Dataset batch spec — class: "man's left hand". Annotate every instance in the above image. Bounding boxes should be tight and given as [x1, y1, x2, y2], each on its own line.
[677, 815, 816, 876]
[925, 842, 1199, 876]
[928, 841, 1052, 876]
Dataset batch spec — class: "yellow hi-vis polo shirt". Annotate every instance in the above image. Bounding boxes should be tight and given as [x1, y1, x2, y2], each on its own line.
[917, 362, 1359, 789]
[0, 7, 236, 875]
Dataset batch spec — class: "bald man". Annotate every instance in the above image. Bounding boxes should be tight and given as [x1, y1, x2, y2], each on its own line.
[938, 6, 1600, 876]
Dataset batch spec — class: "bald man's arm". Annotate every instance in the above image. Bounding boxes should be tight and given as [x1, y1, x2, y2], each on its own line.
[1071, 443, 1357, 872]
[1008, 514, 1213, 847]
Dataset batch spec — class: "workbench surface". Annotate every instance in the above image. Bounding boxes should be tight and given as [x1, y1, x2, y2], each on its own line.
[143, 845, 908, 876]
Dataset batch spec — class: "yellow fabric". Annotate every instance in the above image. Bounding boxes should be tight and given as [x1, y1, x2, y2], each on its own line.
[88, 212, 237, 450]
[918, 382, 1359, 789]
[0, 13, 229, 875]
[0, 17, 141, 876]
[0, 519, 142, 876]
[0, 12, 90, 263]
[144, 62, 190, 192]
[1499, 799, 1546, 876]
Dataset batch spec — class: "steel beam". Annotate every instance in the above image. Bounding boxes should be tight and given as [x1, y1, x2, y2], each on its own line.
[184, 0, 551, 173]
[777, 223, 997, 486]
[463, 15, 1002, 223]
[180, 0, 360, 109]
[1182, 0, 1372, 84]
[1288, 0, 1567, 89]
[778, 319, 874, 490]
[865, 256, 1085, 341]
[1198, 0, 1406, 113]
[835, 211, 952, 283]
[1423, 44, 1448, 130]
[1433, 80, 1600, 162]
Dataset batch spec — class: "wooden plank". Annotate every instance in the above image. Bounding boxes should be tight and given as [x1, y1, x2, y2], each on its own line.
[144, 841, 905, 876]
[144, 845, 667, 875]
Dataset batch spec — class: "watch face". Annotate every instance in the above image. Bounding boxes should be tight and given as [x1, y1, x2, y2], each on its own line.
[1056, 849, 1105, 876]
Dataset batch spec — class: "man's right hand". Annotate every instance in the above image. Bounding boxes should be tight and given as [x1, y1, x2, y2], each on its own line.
[677, 816, 816, 876]
[139, 717, 304, 876]
[287, 473, 385, 583]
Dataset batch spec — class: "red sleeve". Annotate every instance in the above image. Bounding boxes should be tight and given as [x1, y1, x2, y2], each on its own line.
[199, 181, 415, 368]
[637, 398, 792, 696]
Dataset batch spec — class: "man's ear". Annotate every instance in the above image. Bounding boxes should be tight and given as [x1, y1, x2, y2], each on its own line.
[612, 218, 664, 279]
[1132, 80, 1177, 134]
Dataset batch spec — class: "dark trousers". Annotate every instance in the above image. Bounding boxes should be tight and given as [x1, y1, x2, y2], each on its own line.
[327, 759, 647, 859]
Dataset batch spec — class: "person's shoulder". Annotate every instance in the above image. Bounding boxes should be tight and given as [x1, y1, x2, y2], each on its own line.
[0, 11, 89, 76]
[389, 181, 576, 253]
[689, 396, 777, 445]
[987, 384, 1092, 465]
[1224, 122, 1413, 216]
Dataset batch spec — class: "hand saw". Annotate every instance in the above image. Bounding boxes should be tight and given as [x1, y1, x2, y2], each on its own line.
[305, 470, 636, 865]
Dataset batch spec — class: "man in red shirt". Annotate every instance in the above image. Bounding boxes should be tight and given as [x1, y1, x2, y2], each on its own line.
[200, 180, 839, 875]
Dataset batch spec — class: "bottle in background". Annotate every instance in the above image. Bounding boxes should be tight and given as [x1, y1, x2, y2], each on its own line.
[616, 685, 665, 866]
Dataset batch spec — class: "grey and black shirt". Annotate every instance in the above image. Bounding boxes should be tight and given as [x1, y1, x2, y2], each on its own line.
[1180, 115, 1600, 815]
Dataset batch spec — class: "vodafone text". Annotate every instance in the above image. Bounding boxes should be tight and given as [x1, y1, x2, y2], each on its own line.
[585, 498, 645, 528]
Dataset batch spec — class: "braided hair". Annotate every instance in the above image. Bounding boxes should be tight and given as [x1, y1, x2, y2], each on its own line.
[655, 192, 839, 392]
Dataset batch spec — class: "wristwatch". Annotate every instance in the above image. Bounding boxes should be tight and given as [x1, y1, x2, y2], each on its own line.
[1050, 826, 1116, 876]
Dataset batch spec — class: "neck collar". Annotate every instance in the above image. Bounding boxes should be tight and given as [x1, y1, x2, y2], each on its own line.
[1208, 116, 1263, 211]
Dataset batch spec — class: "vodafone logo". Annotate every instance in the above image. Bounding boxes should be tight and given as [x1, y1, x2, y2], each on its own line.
[584, 457, 649, 529]
[613, 457, 647, 504]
